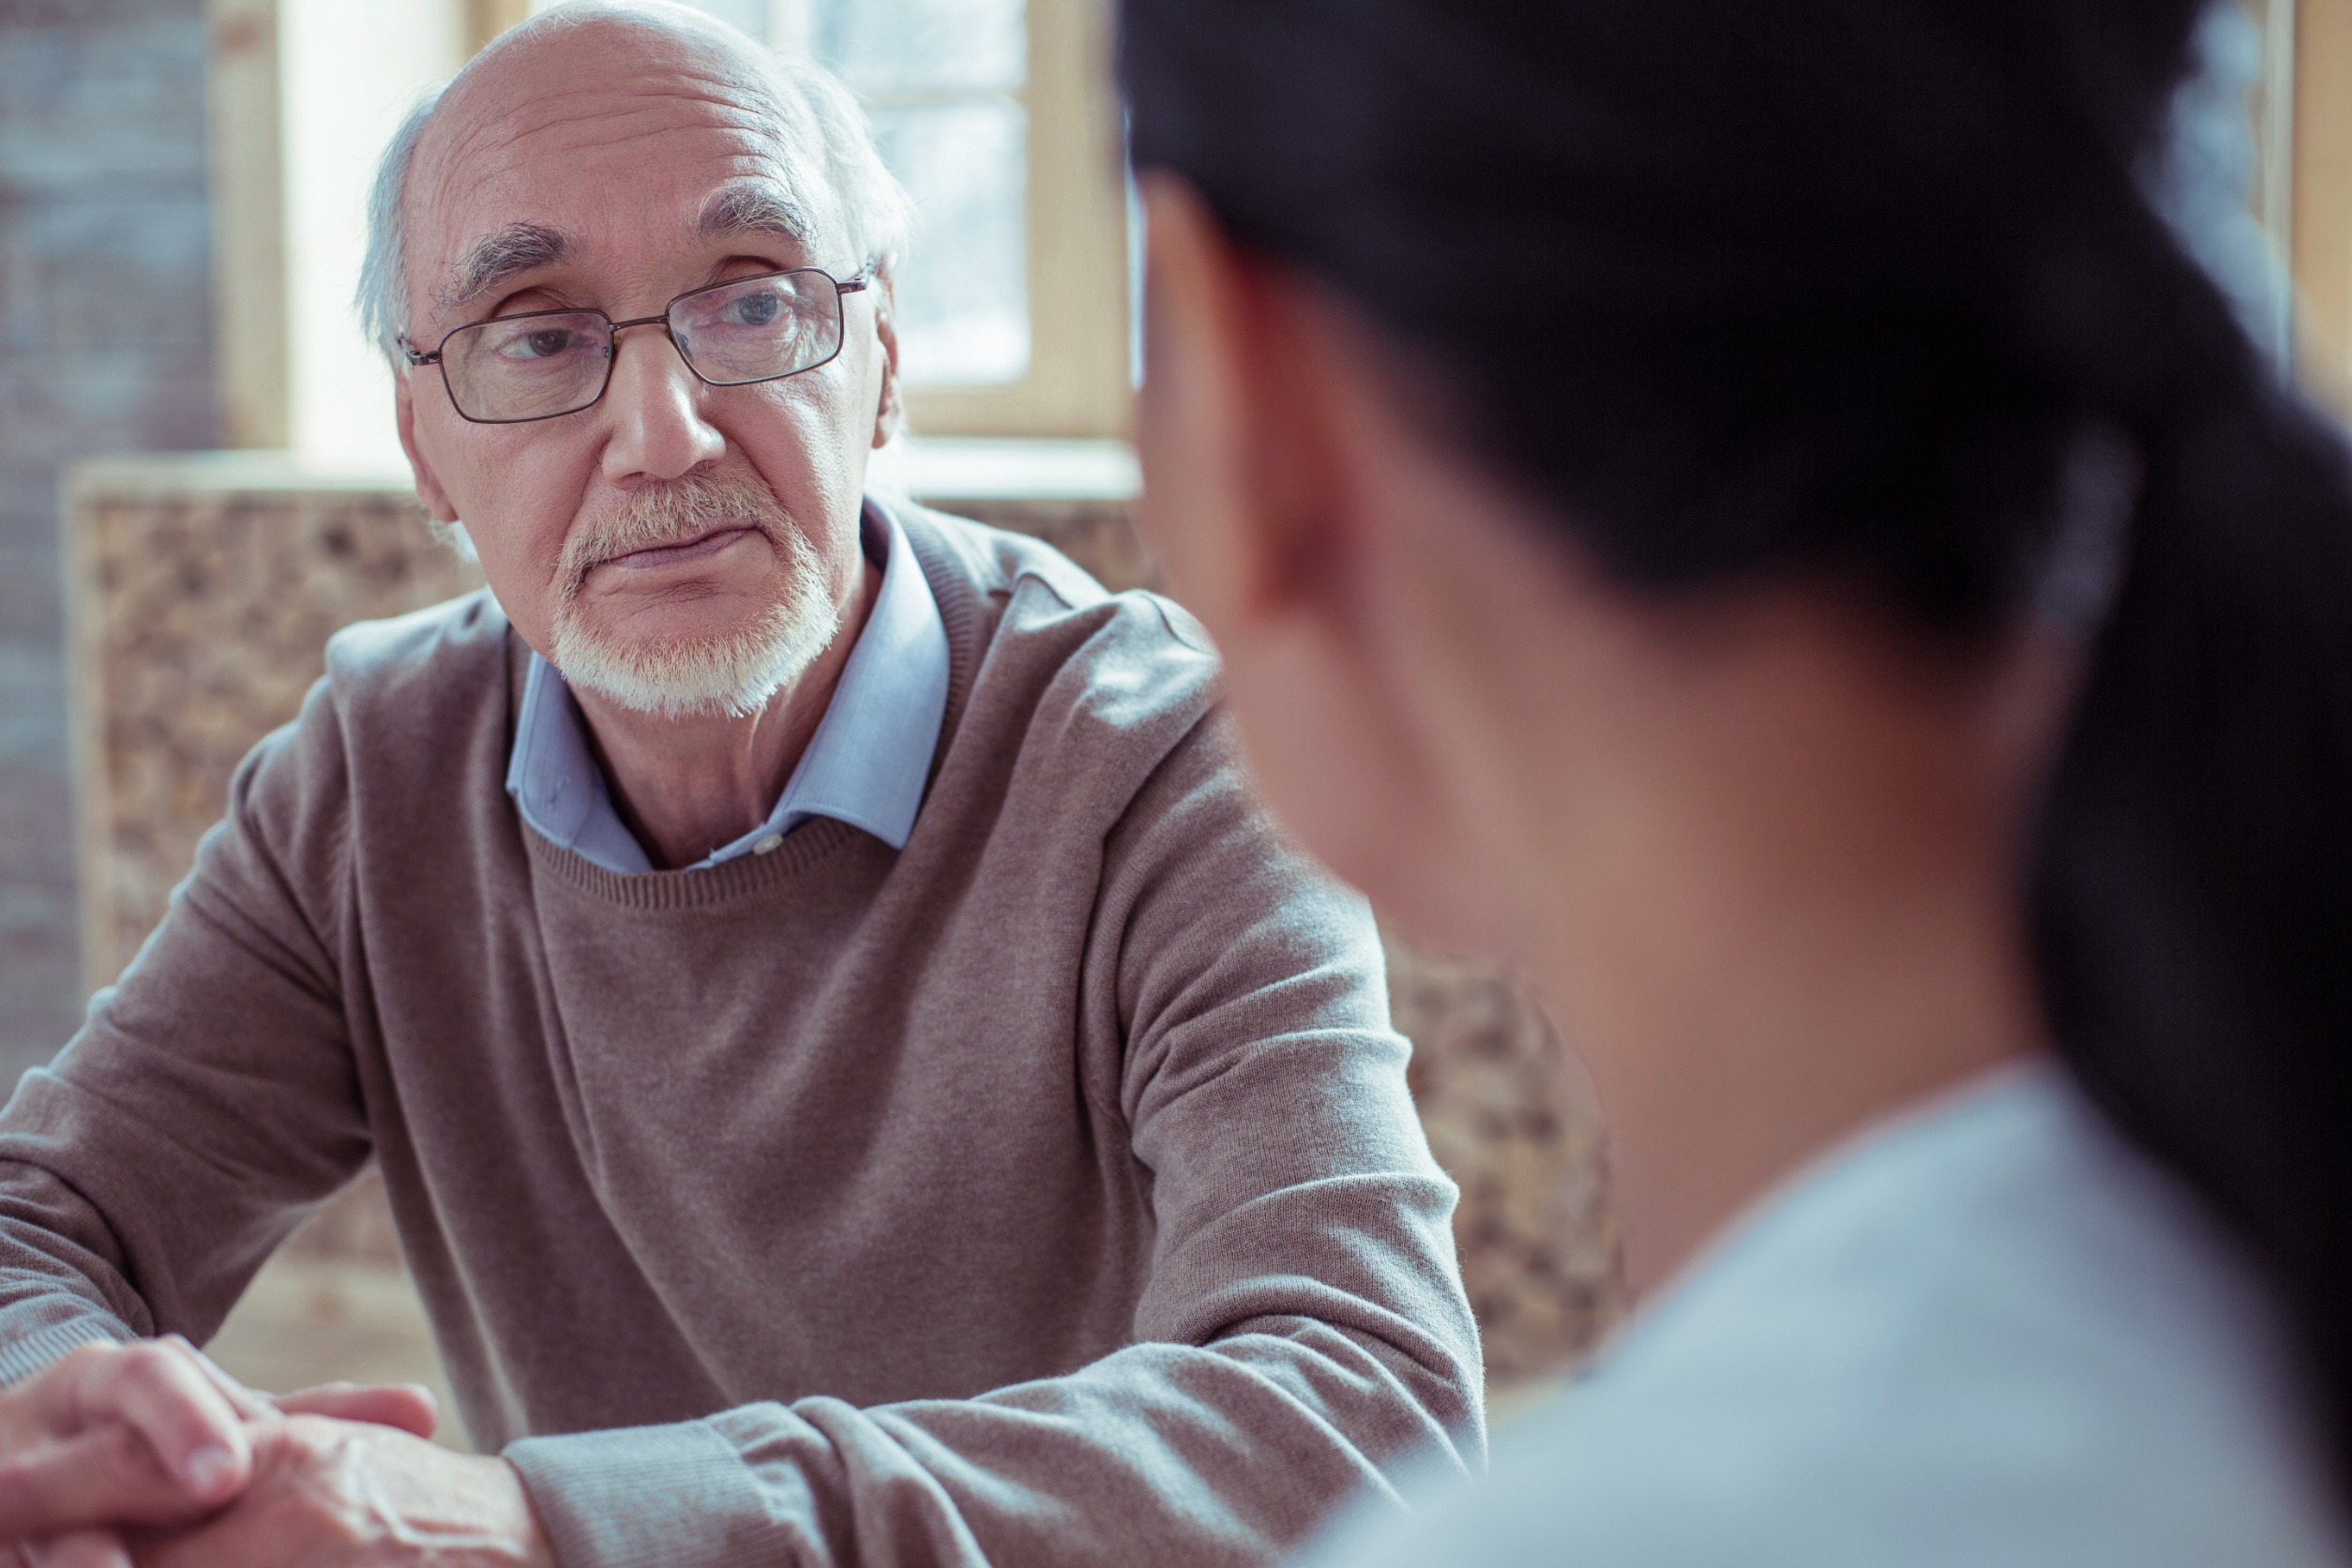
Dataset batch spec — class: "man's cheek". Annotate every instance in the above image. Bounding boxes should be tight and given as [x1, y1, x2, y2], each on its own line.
[460, 497, 577, 651]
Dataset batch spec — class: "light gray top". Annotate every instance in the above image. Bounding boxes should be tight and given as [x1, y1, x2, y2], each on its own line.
[1303, 1062, 2350, 1567]
[504, 497, 951, 871]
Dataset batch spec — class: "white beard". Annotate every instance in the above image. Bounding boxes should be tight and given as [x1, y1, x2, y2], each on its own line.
[545, 475, 843, 719]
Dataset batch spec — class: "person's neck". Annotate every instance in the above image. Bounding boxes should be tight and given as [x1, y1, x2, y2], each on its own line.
[1485, 604, 2053, 1304]
[1527, 843, 2045, 1305]
[572, 553, 880, 869]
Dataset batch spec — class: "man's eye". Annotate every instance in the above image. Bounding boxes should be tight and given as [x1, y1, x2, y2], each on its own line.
[498, 327, 580, 361]
[728, 292, 785, 328]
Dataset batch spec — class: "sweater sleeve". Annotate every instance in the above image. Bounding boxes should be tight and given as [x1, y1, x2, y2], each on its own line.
[505, 702, 1485, 1568]
[0, 675, 373, 1376]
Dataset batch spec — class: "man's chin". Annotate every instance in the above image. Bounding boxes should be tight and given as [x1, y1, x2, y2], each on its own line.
[550, 602, 839, 722]
[573, 598, 769, 654]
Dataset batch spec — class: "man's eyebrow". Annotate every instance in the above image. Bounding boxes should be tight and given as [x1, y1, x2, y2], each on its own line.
[440, 222, 575, 314]
[698, 183, 815, 246]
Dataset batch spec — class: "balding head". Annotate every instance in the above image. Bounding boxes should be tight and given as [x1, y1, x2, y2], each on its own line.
[378, 0, 912, 732]
[358, 0, 909, 361]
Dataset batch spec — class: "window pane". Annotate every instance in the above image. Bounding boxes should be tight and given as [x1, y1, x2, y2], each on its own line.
[870, 98, 1029, 385]
[535, 0, 1038, 389]
[809, 0, 1025, 97]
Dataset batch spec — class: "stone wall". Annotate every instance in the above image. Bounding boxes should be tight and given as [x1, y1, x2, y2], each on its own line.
[67, 460, 1620, 1417]
[0, 0, 219, 1077]
[68, 460, 485, 988]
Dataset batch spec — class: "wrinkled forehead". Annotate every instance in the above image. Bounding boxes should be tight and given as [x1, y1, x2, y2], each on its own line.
[406, 22, 847, 315]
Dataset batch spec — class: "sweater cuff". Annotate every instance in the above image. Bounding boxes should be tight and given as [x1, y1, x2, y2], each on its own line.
[505, 1416, 815, 1568]
[0, 1306, 134, 1386]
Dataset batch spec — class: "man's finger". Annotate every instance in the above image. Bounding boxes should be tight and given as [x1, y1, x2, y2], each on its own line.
[273, 1381, 439, 1440]
[59, 1345, 249, 1502]
[22, 1530, 131, 1568]
[0, 1426, 220, 1540]
[159, 1341, 271, 1425]
[171, 1334, 438, 1437]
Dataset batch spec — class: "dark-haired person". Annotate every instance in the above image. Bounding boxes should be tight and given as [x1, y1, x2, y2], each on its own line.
[1123, 0, 2352, 1560]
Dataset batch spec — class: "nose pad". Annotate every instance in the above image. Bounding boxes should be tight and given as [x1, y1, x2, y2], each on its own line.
[600, 323, 726, 483]
[610, 320, 693, 383]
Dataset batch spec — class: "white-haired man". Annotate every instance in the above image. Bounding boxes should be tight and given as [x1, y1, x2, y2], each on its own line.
[0, 5, 1480, 1566]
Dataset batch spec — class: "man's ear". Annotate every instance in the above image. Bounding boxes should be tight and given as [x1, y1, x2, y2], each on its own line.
[869, 278, 904, 449]
[1135, 174, 1354, 643]
[396, 376, 460, 524]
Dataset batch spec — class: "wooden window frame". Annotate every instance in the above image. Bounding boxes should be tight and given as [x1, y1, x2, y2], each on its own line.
[482, 0, 1135, 438]
[888, 0, 1133, 442]
[206, 0, 1132, 455]
[2255, 0, 2352, 404]
[2280, 0, 2352, 400]
[208, 0, 294, 449]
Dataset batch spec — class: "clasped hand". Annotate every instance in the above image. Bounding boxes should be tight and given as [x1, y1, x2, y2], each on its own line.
[0, 1338, 550, 1568]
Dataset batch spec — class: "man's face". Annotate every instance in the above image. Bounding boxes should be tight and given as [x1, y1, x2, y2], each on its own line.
[395, 18, 897, 713]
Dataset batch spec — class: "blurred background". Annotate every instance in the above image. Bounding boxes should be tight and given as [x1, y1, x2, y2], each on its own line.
[0, 0, 2334, 1433]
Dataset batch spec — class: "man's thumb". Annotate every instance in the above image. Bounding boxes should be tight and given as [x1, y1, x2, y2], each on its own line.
[269, 1383, 439, 1440]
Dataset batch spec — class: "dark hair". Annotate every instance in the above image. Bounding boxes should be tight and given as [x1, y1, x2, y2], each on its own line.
[1124, 0, 2352, 1493]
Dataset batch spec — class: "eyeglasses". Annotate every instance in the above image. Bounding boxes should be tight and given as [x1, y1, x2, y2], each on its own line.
[401, 267, 870, 425]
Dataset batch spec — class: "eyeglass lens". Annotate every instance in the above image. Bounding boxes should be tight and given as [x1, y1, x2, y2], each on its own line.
[437, 270, 849, 423]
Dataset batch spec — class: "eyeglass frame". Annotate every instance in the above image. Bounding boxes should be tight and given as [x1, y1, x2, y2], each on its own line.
[399, 265, 873, 426]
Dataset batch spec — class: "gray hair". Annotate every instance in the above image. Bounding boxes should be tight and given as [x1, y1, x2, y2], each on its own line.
[355, 8, 913, 363]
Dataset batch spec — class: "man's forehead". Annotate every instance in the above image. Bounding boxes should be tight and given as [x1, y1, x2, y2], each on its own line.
[407, 14, 834, 311]
[420, 142, 841, 324]
[417, 82, 792, 232]
[417, 8, 784, 188]
[433, 178, 818, 315]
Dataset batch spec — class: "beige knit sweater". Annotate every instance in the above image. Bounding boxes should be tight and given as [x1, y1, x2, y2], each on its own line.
[0, 506, 1482, 1567]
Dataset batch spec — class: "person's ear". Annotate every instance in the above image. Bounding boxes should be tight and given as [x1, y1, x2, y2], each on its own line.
[1137, 173, 1460, 911]
[1134, 174, 1357, 646]
[397, 374, 460, 524]
[868, 277, 904, 450]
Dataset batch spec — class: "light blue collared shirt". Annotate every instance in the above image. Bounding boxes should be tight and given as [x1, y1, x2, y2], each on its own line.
[505, 499, 951, 873]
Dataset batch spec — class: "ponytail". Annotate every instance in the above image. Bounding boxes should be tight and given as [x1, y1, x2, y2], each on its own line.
[1126, 0, 2352, 1492]
[2033, 229, 2352, 1475]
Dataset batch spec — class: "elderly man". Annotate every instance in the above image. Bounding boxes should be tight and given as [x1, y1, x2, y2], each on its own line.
[0, 5, 1480, 1565]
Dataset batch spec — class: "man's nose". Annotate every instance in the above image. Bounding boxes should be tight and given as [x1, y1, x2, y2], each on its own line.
[597, 325, 726, 488]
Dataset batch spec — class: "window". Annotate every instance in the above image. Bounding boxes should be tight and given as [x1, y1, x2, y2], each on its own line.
[2248, 0, 2352, 403]
[781, 0, 1034, 389]
[208, 0, 1131, 467]
[658, 0, 1137, 438]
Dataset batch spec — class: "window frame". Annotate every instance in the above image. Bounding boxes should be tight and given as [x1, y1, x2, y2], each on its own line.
[500, 0, 1135, 437]
[208, 0, 294, 449]
[2254, 0, 2352, 402]
[206, 0, 1133, 453]
[881, 0, 1133, 440]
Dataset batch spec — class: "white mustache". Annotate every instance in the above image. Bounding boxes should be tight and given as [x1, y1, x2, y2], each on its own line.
[559, 473, 792, 595]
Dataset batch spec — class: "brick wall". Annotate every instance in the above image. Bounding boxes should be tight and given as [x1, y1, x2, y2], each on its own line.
[0, 0, 219, 1078]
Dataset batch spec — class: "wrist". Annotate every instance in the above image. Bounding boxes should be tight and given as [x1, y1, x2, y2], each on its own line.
[350, 1437, 557, 1568]
[484, 1455, 559, 1568]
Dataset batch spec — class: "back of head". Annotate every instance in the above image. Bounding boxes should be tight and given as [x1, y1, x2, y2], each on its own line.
[1125, 0, 2352, 1497]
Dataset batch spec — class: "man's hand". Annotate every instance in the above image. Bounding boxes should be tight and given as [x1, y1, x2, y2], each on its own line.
[0, 1339, 253, 1540]
[125, 1414, 552, 1568]
[0, 1338, 442, 1568]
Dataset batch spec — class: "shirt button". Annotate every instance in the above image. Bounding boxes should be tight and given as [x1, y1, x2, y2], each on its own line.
[752, 833, 785, 855]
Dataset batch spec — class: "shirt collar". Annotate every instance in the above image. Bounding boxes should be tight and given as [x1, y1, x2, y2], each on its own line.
[505, 497, 950, 874]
